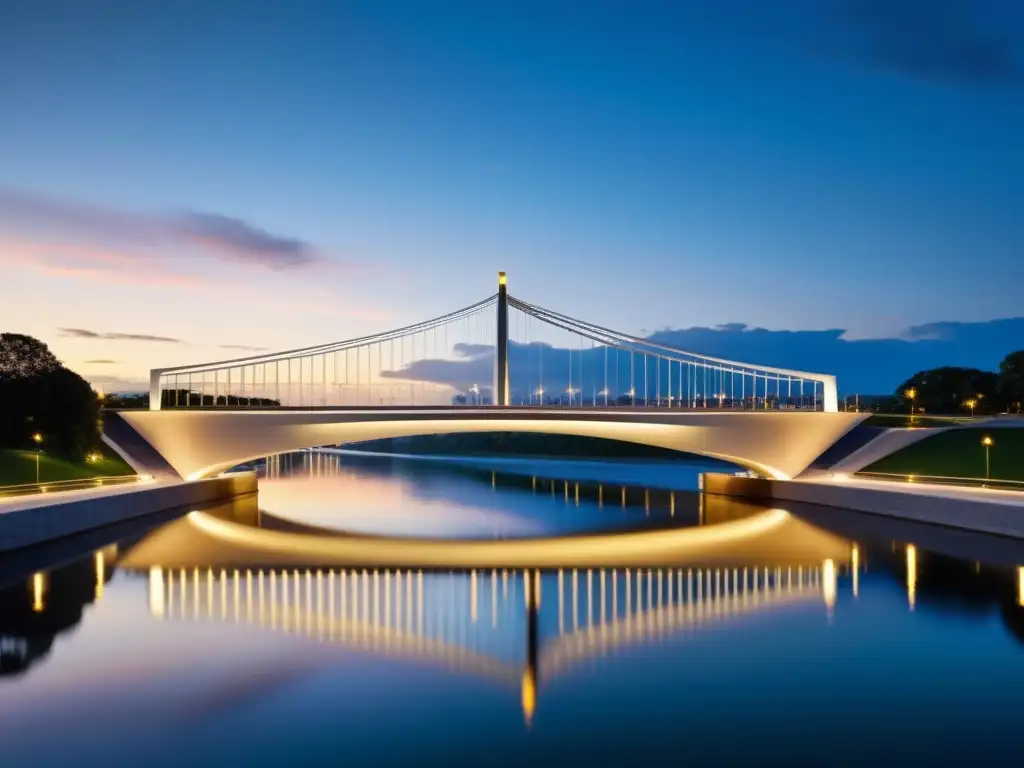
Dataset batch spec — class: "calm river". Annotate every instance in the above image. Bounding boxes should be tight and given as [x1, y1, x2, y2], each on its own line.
[1, 450, 1023, 766]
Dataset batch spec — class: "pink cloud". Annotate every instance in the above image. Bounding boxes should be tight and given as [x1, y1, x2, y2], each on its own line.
[0, 187, 329, 270]
[0, 241, 204, 287]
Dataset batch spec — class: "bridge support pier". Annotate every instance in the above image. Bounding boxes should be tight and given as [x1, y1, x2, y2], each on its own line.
[495, 271, 510, 406]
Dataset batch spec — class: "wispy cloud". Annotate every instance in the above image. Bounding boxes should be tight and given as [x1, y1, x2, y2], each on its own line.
[178, 213, 316, 270]
[0, 241, 205, 287]
[59, 328, 184, 343]
[218, 343, 270, 352]
[85, 359, 118, 364]
[0, 187, 331, 275]
[835, 0, 1021, 85]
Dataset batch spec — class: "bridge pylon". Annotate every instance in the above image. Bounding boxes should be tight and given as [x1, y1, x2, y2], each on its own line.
[495, 271, 509, 406]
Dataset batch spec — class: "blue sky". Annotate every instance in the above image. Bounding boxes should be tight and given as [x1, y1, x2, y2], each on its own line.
[0, 0, 1021, 393]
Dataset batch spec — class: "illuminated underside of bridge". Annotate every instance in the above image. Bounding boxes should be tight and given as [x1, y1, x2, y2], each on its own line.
[104, 273, 864, 481]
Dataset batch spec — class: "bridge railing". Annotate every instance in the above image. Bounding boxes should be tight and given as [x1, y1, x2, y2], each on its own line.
[148, 286, 837, 411]
[509, 296, 837, 412]
[149, 295, 497, 410]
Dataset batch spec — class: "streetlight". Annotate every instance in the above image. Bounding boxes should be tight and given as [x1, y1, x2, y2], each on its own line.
[963, 398, 977, 418]
[534, 387, 544, 405]
[904, 387, 917, 420]
[468, 384, 480, 405]
[628, 387, 636, 406]
[598, 388, 609, 406]
[982, 435, 993, 482]
[566, 386, 577, 406]
[32, 433, 43, 484]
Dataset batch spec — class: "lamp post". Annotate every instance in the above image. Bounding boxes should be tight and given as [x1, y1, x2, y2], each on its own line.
[982, 435, 993, 482]
[904, 387, 917, 421]
[963, 398, 977, 418]
[32, 433, 43, 484]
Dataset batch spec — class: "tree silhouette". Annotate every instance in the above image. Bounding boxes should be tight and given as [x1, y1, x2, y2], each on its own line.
[0, 333, 61, 379]
[0, 334, 101, 459]
[998, 350, 1024, 413]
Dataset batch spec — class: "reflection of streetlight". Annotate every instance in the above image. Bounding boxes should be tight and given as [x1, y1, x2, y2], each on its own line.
[86, 451, 102, 464]
[982, 435, 993, 481]
[904, 387, 917, 419]
[906, 544, 917, 611]
[963, 398, 977, 417]
[32, 433, 43, 484]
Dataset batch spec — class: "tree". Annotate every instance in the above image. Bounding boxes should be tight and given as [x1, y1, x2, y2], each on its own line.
[895, 367, 1000, 416]
[0, 335, 101, 460]
[998, 350, 1024, 413]
[0, 333, 61, 380]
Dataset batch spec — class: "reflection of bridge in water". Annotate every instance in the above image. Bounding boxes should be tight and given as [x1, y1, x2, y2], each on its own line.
[105, 483, 863, 722]
[8, 493, 1024, 723]
[139, 561, 838, 721]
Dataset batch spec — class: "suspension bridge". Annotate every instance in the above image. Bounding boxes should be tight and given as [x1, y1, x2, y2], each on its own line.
[103, 273, 865, 481]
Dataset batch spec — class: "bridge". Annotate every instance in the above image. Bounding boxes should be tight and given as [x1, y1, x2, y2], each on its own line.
[104, 273, 864, 481]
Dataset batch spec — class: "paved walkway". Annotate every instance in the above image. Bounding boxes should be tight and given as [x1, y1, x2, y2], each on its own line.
[802, 473, 1024, 508]
[0, 478, 162, 514]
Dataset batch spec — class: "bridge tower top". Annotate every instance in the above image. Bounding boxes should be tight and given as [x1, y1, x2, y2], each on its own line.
[495, 271, 509, 406]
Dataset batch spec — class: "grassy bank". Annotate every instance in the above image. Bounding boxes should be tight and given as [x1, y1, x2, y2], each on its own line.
[0, 449, 135, 486]
[862, 413, 974, 429]
[864, 428, 1024, 482]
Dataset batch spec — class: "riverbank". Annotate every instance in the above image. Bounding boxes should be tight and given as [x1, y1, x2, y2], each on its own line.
[0, 473, 256, 552]
[0, 449, 135, 486]
[704, 472, 1024, 539]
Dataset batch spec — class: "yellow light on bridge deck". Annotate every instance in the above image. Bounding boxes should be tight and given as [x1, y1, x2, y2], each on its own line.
[32, 432, 43, 444]
[981, 435, 994, 447]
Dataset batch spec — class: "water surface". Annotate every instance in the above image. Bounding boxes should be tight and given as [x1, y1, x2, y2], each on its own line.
[1, 451, 1022, 766]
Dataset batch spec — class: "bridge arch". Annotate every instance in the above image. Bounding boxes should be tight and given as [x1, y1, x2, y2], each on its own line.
[105, 408, 866, 482]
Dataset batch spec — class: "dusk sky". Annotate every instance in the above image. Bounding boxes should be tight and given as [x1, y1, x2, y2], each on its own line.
[1, 0, 1021, 394]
